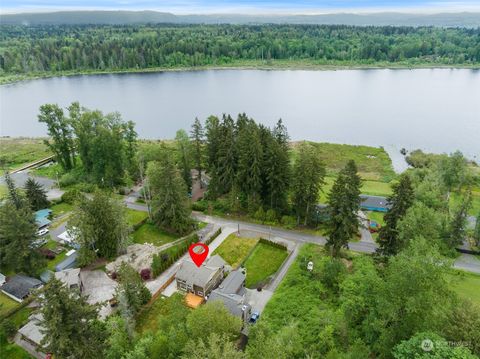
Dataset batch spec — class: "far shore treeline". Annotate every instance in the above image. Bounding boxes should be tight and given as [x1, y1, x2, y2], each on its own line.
[0, 24, 479, 82]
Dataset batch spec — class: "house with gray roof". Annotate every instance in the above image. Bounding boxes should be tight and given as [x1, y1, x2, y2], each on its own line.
[18, 313, 45, 349]
[55, 250, 78, 272]
[54, 268, 82, 290]
[0, 275, 43, 302]
[360, 195, 391, 212]
[175, 255, 226, 298]
[207, 269, 251, 321]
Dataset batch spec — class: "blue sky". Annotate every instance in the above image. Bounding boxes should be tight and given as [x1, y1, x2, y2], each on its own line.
[2, 0, 480, 14]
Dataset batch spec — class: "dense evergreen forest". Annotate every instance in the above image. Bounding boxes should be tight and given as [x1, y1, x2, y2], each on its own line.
[1, 24, 479, 78]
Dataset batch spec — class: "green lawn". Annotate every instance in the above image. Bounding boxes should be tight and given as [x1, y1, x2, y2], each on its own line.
[136, 293, 189, 334]
[126, 208, 148, 227]
[0, 137, 51, 171]
[0, 341, 33, 359]
[319, 176, 393, 203]
[366, 211, 385, 226]
[244, 241, 288, 288]
[212, 234, 259, 268]
[50, 202, 74, 216]
[132, 223, 179, 247]
[0, 293, 19, 316]
[449, 271, 480, 306]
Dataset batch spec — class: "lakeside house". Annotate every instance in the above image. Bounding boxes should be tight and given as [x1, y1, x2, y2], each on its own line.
[207, 269, 251, 322]
[0, 274, 43, 302]
[175, 255, 226, 298]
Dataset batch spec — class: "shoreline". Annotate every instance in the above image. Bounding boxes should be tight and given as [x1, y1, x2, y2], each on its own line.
[1, 61, 479, 85]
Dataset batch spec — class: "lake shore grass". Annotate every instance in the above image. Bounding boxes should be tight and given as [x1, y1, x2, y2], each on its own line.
[2, 59, 479, 85]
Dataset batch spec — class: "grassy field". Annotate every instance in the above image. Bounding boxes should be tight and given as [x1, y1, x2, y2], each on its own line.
[449, 271, 480, 306]
[212, 234, 259, 268]
[319, 176, 393, 203]
[244, 241, 288, 288]
[0, 293, 19, 316]
[32, 162, 63, 178]
[126, 208, 148, 227]
[450, 188, 480, 216]
[50, 202, 73, 217]
[136, 293, 189, 334]
[366, 211, 385, 226]
[0, 138, 51, 170]
[132, 223, 179, 247]
[292, 141, 396, 182]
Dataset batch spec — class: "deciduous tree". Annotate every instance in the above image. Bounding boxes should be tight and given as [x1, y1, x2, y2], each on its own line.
[190, 117, 204, 188]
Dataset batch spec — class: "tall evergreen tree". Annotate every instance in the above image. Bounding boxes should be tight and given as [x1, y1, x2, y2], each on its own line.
[69, 191, 130, 265]
[205, 115, 221, 198]
[175, 129, 193, 191]
[4, 171, 22, 209]
[38, 103, 76, 171]
[147, 155, 193, 235]
[190, 117, 204, 188]
[291, 143, 325, 225]
[0, 201, 44, 275]
[445, 191, 471, 249]
[326, 160, 362, 257]
[39, 278, 107, 359]
[24, 177, 49, 211]
[116, 263, 151, 315]
[377, 174, 415, 257]
[216, 115, 237, 195]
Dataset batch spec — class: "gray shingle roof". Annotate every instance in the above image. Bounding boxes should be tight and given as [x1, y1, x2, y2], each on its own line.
[208, 291, 249, 317]
[18, 314, 45, 347]
[176, 255, 225, 288]
[217, 269, 245, 295]
[360, 195, 391, 210]
[0, 275, 43, 301]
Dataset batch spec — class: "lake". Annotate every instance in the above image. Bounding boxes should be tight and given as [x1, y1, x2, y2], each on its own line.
[1, 69, 479, 171]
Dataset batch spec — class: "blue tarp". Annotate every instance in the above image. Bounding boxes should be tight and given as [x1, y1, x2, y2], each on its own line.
[35, 208, 52, 228]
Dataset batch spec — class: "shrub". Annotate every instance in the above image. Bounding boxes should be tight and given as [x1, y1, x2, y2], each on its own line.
[265, 209, 278, 223]
[192, 200, 208, 212]
[140, 268, 151, 281]
[59, 172, 79, 187]
[254, 207, 265, 222]
[39, 248, 56, 259]
[1, 320, 16, 338]
[320, 258, 347, 293]
[281, 215, 297, 229]
[61, 189, 82, 204]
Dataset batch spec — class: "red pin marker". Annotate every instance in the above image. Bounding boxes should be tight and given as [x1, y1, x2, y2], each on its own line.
[189, 243, 209, 267]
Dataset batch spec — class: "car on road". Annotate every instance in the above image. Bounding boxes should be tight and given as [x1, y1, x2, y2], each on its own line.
[37, 228, 49, 236]
[30, 238, 47, 249]
[249, 311, 260, 324]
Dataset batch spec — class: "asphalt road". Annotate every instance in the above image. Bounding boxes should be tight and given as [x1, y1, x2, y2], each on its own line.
[123, 201, 480, 274]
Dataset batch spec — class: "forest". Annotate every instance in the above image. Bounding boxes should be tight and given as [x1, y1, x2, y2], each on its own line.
[1, 24, 479, 79]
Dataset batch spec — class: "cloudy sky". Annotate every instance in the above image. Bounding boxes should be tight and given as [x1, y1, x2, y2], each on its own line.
[2, 0, 480, 14]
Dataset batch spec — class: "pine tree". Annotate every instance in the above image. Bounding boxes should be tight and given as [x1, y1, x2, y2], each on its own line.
[190, 117, 204, 188]
[217, 115, 237, 194]
[147, 155, 193, 235]
[175, 129, 193, 191]
[0, 201, 44, 275]
[377, 175, 415, 256]
[24, 177, 49, 211]
[115, 263, 151, 314]
[446, 191, 471, 249]
[291, 143, 325, 225]
[4, 171, 22, 209]
[205, 115, 221, 198]
[326, 160, 362, 257]
[39, 278, 107, 359]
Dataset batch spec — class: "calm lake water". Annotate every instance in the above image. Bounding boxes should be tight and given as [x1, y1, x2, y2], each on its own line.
[1, 69, 479, 171]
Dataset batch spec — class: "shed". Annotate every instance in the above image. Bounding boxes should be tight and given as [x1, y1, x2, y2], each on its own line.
[0, 274, 43, 302]
[55, 251, 78, 272]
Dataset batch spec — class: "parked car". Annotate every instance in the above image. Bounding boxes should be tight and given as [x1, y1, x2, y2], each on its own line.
[37, 228, 49, 236]
[249, 311, 260, 324]
[30, 239, 47, 249]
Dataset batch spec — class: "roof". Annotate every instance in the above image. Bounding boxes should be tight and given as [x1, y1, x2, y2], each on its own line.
[36, 217, 51, 228]
[35, 209, 51, 220]
[80, 270, 117, 319]
[55, 251, 78, 272]
[54, 268, 81, 288]
[0, 274, 43, 301]
[0, 273, 5, 285]
[208, 290, 249, 317]
[39, 270, 54, 283]
[185, 292, 205, 309]
[216, 270, 246, 295]
[18, 314, 45, 347]
[176, 255, 225, 289]
[360, 195, 391, 210]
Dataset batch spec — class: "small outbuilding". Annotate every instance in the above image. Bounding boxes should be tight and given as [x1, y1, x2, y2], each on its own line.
[360, 195, 391, 212]
[18, 313, 45, 349]
[0, 274, 43, 302]
[55, 251, 78, 272]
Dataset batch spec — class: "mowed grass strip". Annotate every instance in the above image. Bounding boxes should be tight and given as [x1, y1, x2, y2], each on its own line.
[132, 223, 179, 247]
[0, 293, 19, 316]
[126, 208, 148, 227]
[212, 234, 259, 268]
[244, 241, 288, 288]
[449, 270, 480, 306]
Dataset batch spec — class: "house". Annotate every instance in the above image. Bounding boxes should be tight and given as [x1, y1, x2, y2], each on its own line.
[18, 313, 45, 350]
[360, 195, 391, 212]
[80, 270, 117, 319]
[35, 209, 52, 229]
[0, 274, 43, 302]
[175, 255, 226, 298]
[55, 250, 78, 272]
[54, 268, 82, 290]
[207, 269, 251, 322]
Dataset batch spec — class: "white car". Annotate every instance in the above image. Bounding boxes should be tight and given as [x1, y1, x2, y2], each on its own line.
[37, 228, 49, 236]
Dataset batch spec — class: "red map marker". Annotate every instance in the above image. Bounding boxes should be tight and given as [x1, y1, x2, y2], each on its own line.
[189, 243, 209, 267]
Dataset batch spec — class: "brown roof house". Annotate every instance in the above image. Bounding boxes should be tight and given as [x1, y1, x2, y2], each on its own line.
[207, 269, 251, 322]
[175, 255, 226, 298]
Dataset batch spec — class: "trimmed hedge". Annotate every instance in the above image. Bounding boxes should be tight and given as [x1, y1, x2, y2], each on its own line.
[151, 233, 199, 277]
[204, 227, 222, 246]
[258, 237, 288, 250]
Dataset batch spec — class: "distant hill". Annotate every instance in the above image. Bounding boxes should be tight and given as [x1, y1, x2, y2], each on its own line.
[1, 10, 480, 27]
